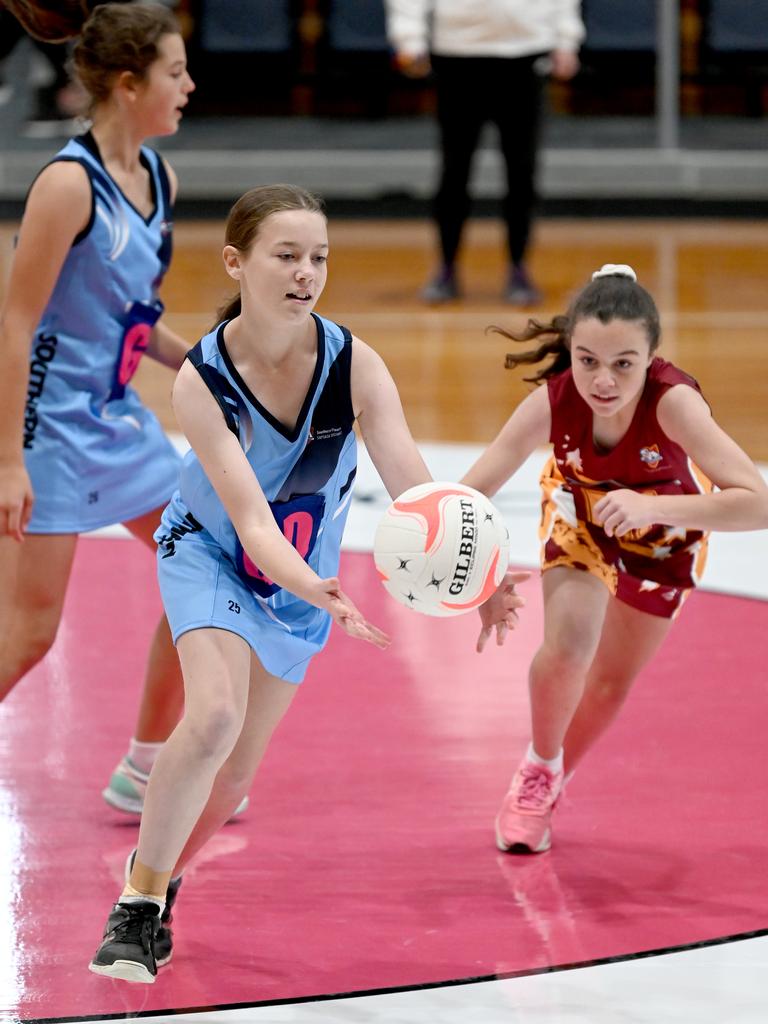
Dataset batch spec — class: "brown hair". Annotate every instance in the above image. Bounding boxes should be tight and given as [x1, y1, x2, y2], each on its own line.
[73, 3, 179, 104]
[492, 270, 662, 384]
[2, 0, 91, 42]
[216, 184, 326, 325]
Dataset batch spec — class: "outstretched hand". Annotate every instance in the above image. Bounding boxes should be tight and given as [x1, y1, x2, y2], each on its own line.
[317, 577, 390, 649]
[476, 570, 530, 653]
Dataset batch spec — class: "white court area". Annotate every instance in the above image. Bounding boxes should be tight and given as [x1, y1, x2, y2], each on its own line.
[54, 909, 768, 1019]
[60, 934, 768, 1024]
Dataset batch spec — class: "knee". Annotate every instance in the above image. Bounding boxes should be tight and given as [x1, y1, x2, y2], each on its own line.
[20, 628, 57, 673]
[588, 672, 635, 708]
[533, 640, 594, 681]
[20, 624, 58, 671]
[0, 615, 59, 691]
[184, 701, 244, 763]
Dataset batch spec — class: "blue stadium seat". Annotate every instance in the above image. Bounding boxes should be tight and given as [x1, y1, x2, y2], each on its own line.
[199, 0, 293, 54]
[701, 0, 768, 115]
[325, 0, 389, 53]
[315, 0, 392, 116]
[581, 0, 657, 53]
[705, 0, 768, 53]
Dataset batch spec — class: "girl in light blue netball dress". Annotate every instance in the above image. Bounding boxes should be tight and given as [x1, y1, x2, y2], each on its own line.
[90, 183, 515, 983]
[0, 4, 194, 802]
[156, 310, 362, 683]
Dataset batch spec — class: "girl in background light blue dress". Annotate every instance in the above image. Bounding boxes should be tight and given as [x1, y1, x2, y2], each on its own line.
[0, 2, 195, 812]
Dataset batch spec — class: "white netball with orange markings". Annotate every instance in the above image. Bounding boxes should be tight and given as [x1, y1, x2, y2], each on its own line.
[373, 482, 510, 617]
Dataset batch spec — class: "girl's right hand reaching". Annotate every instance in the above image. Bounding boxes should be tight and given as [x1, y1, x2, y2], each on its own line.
[476, 570, 530, 653]
[315, 577, 391, 649]
[0, 462, 34, 541]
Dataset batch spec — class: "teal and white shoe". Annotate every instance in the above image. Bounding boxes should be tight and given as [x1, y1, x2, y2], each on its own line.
[102, 756, 249, 818]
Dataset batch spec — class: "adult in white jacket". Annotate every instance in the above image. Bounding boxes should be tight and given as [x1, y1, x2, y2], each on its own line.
[386, 0, 584, 305]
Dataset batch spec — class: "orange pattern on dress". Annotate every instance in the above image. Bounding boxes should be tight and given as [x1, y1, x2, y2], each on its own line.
[542, 507, 619, 594]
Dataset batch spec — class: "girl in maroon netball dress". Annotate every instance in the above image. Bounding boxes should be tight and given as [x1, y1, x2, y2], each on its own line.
[463, 264, 768, 854]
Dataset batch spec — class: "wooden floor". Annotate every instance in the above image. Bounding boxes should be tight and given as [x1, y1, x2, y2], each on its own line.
[2, 217, 767, 460]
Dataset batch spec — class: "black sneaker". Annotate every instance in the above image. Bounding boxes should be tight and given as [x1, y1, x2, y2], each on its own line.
[157, 873, 182, 966]
[125, 849, 182, 966]
[89, 901, 160, 984]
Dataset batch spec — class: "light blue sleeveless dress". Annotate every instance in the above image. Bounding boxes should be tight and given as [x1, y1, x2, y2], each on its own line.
[24, 131, 181, 533]
[155, 314, 358, 683]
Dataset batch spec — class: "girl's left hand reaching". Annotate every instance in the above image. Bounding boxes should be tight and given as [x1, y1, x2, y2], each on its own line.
[318, 577, 391, 649]
[476, 570, 530, 653]
[593, 489, 655, 538]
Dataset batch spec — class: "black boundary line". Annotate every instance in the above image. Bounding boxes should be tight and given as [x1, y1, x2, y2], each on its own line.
[14, 926, 768, 1024]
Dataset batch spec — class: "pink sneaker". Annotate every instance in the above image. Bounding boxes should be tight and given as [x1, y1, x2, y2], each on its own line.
[495, 758, 564, 854]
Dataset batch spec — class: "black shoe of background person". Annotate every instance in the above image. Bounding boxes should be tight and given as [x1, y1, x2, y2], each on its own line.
[421, 265, 460, 303]
[504, 264, 543, 306]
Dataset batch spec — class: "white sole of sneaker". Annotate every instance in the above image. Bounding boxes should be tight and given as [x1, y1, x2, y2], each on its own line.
[103, 789, 250, 818]
[88, 960, 155, 984]
[495, 825, 551, 854]
[101, 788, 143, 815]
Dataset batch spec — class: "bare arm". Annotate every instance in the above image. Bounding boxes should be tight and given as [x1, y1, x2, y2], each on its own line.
[162, 158, 179, 204]
[146, 320, 189, 370]
[0, 161, 91, 538]
[385, 0, 431, 74]
[595, 385, 768, 536]
[461, 385, 551, 496]
[145, 159, 187, 370]
[173, 362, 388, 645]
[462, 387, 549, 652]
[174, 361, 340, 601]
[351, 336, 432, 498]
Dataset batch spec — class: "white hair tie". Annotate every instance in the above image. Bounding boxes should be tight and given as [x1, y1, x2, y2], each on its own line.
[591, 263, 637, 282]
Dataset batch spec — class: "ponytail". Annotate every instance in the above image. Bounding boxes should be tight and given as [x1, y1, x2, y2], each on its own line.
[495, 264, 660, 384]
[2, 0, 91, 42]
[212, 294, 242, 330]
[490, 315, 571, 384]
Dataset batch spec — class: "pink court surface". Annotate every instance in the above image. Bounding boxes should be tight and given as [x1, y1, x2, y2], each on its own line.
[1, 537, 766, 1023]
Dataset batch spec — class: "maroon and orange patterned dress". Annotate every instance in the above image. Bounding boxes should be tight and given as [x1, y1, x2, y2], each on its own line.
[540, 357, 711, 618]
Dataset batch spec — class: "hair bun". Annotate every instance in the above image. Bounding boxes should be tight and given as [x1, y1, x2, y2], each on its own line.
[591, 264, 637, 282]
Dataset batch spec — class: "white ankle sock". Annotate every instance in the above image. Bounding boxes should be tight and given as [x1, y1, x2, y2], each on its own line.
[527, 743, 564, 774]
[127, 738, 163, 775]
[119, 890, 165, 916]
